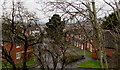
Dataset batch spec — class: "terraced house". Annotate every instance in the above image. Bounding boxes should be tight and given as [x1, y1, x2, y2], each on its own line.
[2, 33, 33, 63]
[2, 41, 33, 63]
[2, 23, 46, 63]
[65, 24, 117, 60]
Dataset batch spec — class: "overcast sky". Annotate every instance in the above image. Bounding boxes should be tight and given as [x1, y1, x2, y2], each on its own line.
[0, 0, 119, 22]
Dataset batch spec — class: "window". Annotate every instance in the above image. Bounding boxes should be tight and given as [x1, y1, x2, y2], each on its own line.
[16, 44, 20, 48]
[66, 34, 69, 37]
[81, 44, 84, 49]
[90, 44, 92, 52]
[1, 43, 3, 46]
[16, 52, 21, 59]
[66, 38, 69, 41]
[71, 34, 74, 37]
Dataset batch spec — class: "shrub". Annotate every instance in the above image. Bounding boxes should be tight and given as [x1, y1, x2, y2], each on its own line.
[61, 54, 84, 65]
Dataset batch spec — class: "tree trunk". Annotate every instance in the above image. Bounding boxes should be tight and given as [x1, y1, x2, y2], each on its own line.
[12, 63, 17, 70]
[91, 0, 108, 68]
[22, 43, 28, 70]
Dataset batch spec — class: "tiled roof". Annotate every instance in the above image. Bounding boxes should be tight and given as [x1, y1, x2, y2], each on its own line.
[103, 30, 116, 49]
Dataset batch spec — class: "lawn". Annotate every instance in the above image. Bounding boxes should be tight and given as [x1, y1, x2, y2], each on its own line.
[75, 60, 100, 68]
[2, 57, 36, 68]
[2, 61, 12, 68]
[26, 57, 36, 66]
[79, 49, 92, 57]
[73, 47, 92, 57]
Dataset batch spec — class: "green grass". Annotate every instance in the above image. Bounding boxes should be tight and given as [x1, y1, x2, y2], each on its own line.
[75, 60, 100, 68]
[73, 47, 92, 57]
[2, 61, 12, 68]
[2, 57, 36, 68]
[26, 57, 36, 66]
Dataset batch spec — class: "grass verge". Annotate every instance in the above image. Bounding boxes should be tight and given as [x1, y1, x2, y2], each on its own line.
[73, 47, 92, 57]
[2, 57, 36, 68]
[75, 60, 100, 68]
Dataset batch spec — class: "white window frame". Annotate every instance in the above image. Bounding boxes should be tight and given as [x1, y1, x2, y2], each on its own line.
[16, 44, 20, 48]
[16, 52, 21, 59]
[87, 43, 89, 48]
[90, 44, 92, 52]
[81, 44, 84, 49]
[1, 43, 3, 46]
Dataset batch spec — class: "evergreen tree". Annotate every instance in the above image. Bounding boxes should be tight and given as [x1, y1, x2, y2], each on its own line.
[101, 10, 120, 33]
[45, 14, 66, 70]
[46, 14, 65, 44]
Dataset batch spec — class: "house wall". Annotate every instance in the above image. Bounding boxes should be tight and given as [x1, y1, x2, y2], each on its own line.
[65, 32, 99, 59]
[105, 49, 116, 57]
[3, 42, 33, 63]
[92, 51, 98, 59]
[65, 29, 117, 60]
[65, 33, 95, 51]
[92, 49, 116, 59]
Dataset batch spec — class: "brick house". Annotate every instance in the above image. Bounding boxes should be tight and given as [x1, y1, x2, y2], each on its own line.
[65, 26, 94, 50]
[2, 23, 46, 63]
[2, 41, 33, 63]
[92, 30, 117, 59]
[65, 28, 117, 59]
[2, 24, 34, 63]
[65, 28, 95, 52]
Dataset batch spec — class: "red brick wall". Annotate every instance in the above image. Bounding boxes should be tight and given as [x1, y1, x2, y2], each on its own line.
[106, 49, 115, 56]
[92, 51, 98, 59]
[65, 32, 116, 60]
[3, 42, 33, 63]
[92, 49, 116, 59]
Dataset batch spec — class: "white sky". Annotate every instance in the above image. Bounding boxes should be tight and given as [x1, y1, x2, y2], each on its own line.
[0, 0, 120, 21]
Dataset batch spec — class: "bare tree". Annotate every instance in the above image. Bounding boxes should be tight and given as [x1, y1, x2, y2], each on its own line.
[103, 0, 120, 68]
[41, 0, 118, 68]
[32, 14, 67, 70]
[2, 0, 42, 70]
